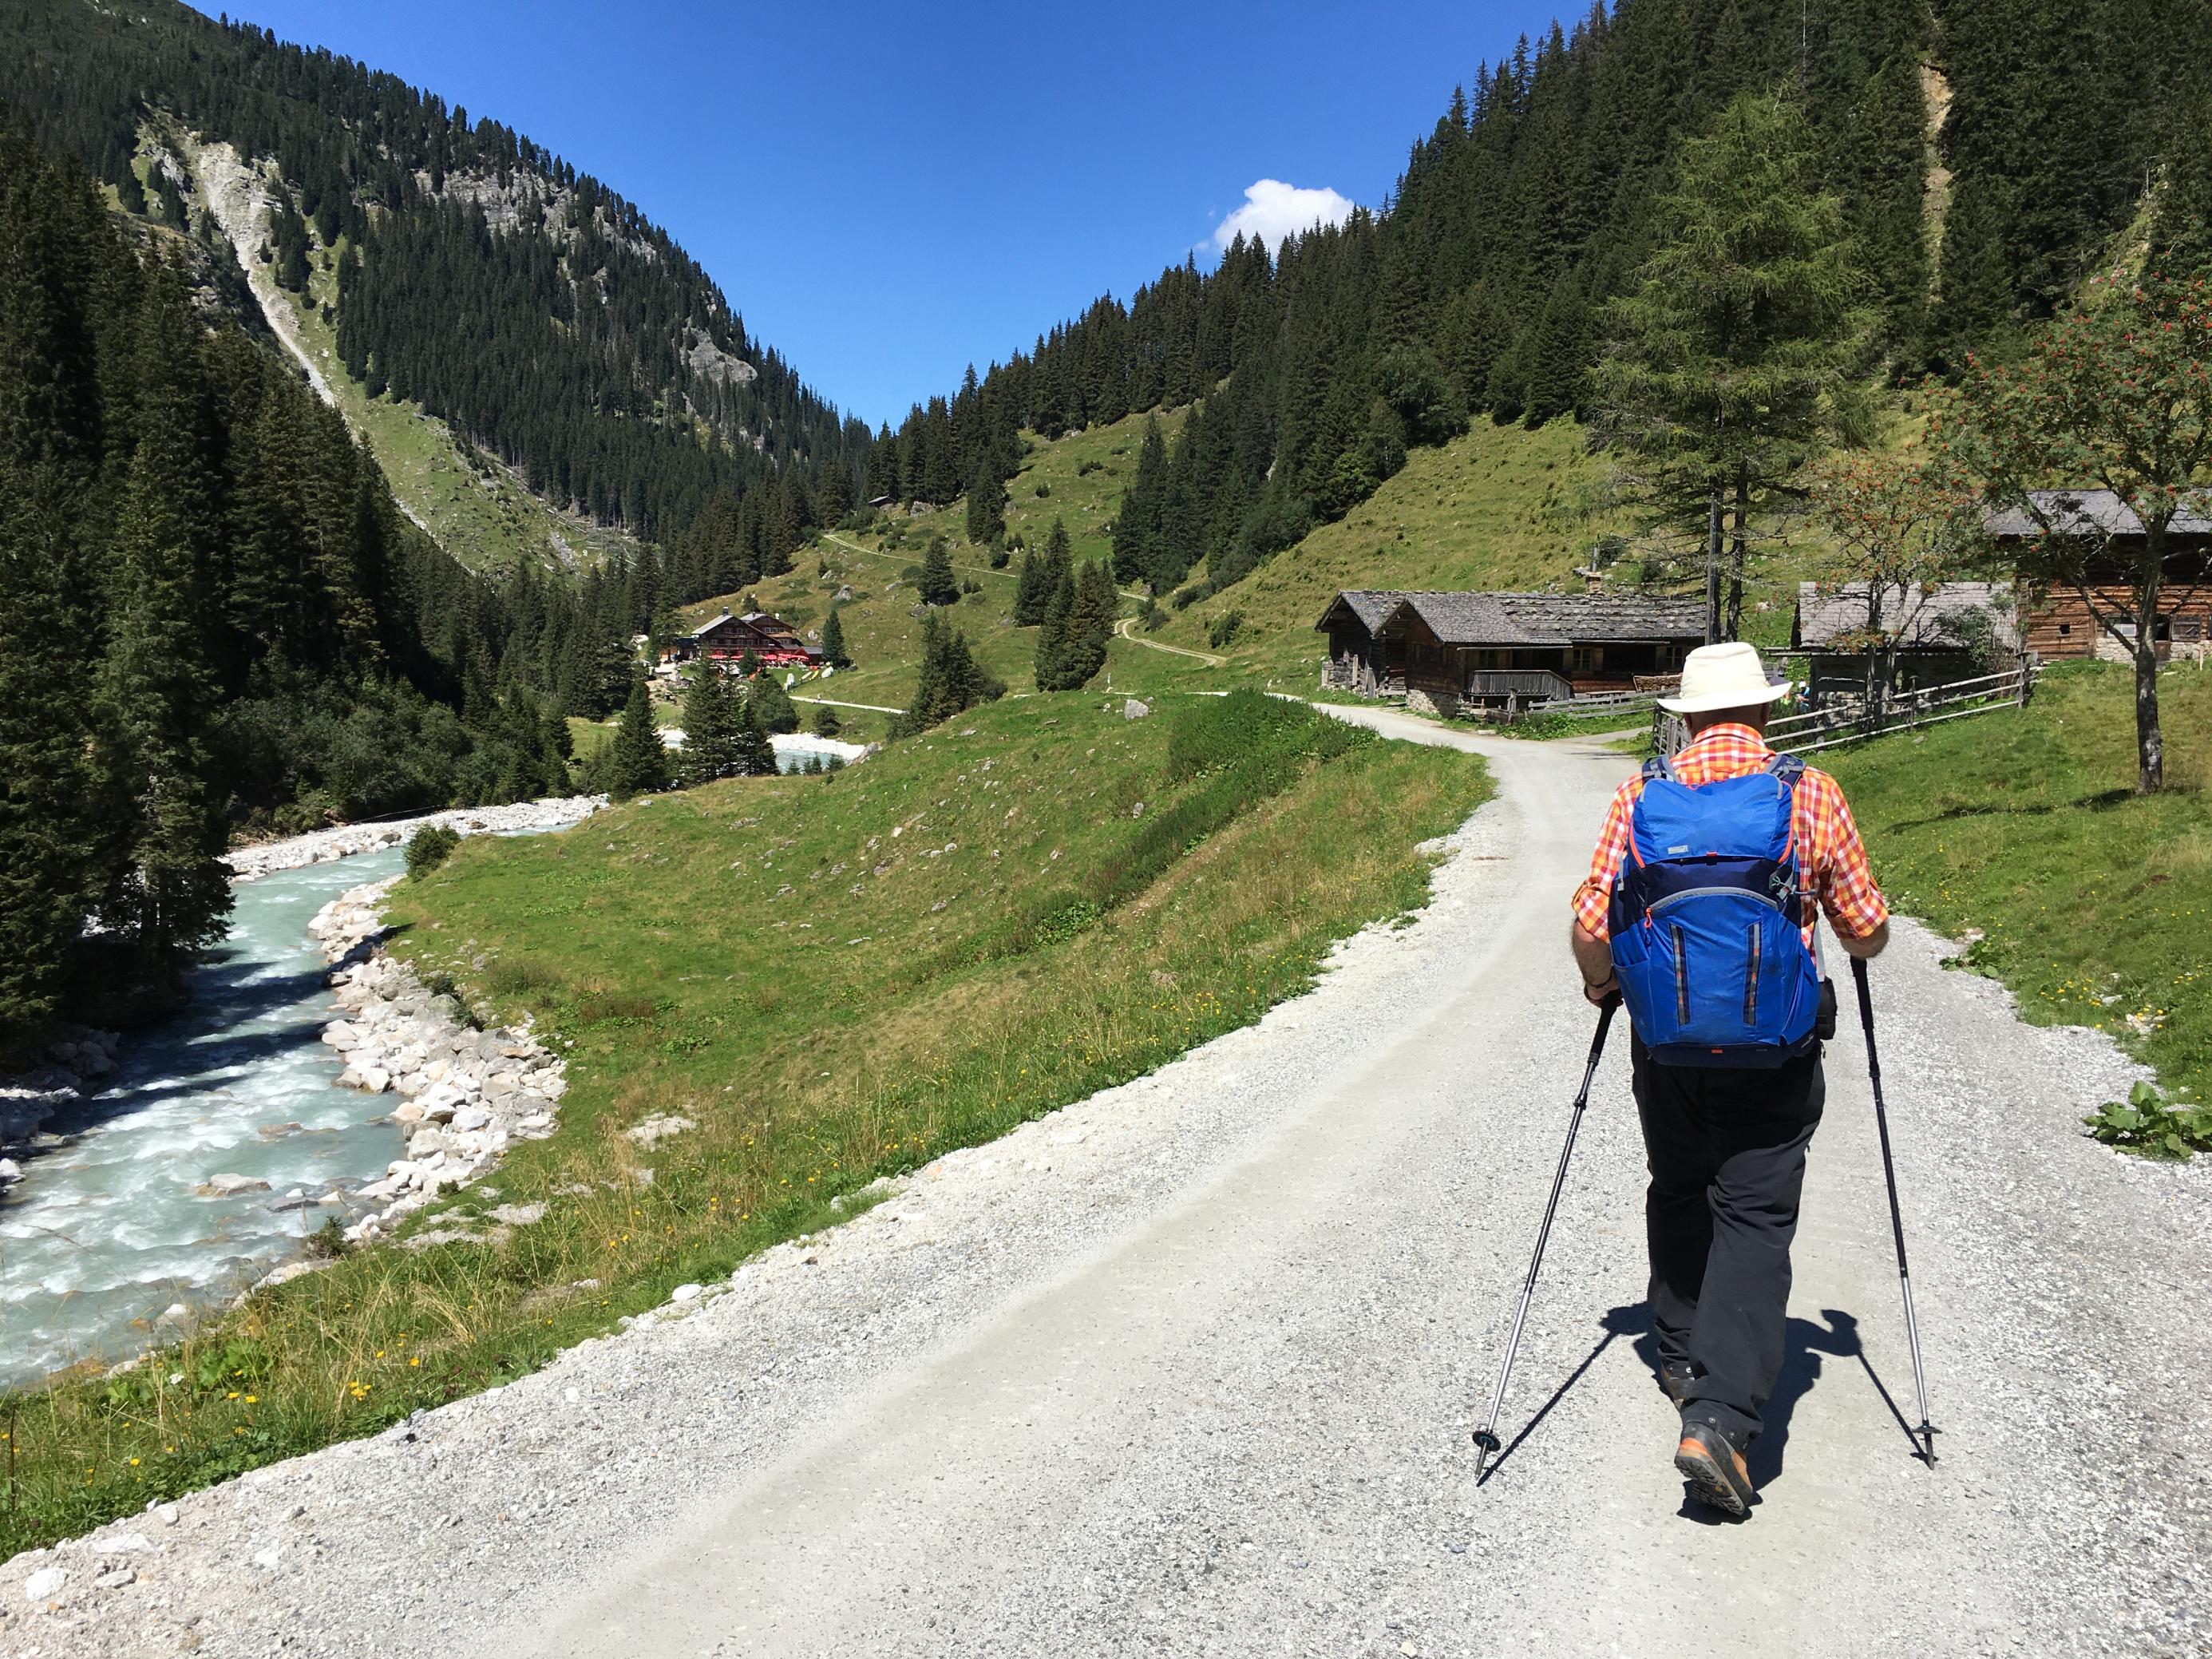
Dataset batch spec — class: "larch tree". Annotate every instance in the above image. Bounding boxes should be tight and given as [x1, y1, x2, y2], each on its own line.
[1592, 91, 1878, 641]
[1945, 271, 2212, 793]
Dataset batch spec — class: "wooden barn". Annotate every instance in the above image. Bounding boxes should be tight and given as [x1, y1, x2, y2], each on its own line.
[664, 608, 821, 671]
[1317, 590, 1708, 715]
[1791, 581, 2020, 701]
[1985, 491, 2212, 663]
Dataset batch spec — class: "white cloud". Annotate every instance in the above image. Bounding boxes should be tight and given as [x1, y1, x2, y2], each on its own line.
[1210, 179, 1355, 253]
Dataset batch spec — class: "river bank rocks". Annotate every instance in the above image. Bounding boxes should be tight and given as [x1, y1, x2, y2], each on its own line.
[0, 1028, 125, 1169]
[300, 885, 568, 1249]
[223, 794, 605, 884]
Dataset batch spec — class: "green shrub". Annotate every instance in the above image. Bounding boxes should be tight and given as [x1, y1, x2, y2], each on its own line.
[404, 823, 461, 881]
[2084, 1082, 2212, 1160]
[1033, 482, 1051, 497]
[1207, 609, 1246, 650]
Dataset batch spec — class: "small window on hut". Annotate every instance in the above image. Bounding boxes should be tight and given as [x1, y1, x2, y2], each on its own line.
[2058, 623, 2072, 637]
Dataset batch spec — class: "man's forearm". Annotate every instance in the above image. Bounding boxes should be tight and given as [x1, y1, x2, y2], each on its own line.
[1570, 921, 1616, 988]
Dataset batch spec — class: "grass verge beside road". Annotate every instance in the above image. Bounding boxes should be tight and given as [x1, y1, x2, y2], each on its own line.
[0, 693, 1490, 1555]
[1824, 660, 2210, 1105]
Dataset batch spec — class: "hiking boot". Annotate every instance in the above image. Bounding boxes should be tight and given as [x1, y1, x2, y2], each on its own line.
[1675, 1421, 1753, 1516]
[1659, 1361, 1696, 1407]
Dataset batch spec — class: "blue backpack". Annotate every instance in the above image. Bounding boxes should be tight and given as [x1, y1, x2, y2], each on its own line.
[1607, 753, 1822, 1067]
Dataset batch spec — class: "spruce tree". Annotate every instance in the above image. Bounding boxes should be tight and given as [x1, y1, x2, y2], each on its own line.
[733, 689, 778, 776]
[964, 461, 1007, 545]
[1059, 560, 1118, 689]
[93, 271, 234, 968]
[821, 603, 852, 668]
[903, 612, 1005, 733]
[0, 131, 103, 1043]
[752, 674, 800, 734]
[678, 663, 739, 786]
[1112, 414, 1168, 584]
[918, 533, 960, 606]
[607, 671, 671, 801]
[1033, 563, 1076, 689]
[810, 703, 842, 737]
[1015, 518, 1069, 626]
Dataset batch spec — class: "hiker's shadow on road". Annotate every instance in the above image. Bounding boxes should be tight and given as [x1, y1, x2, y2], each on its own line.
[1481, 1305, 1920, 1519]
[1648, 1307, 1918, 1525]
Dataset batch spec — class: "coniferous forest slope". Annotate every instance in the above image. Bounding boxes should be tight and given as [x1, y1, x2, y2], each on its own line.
[0, 121, 588, 1043]
[867, 0, 2212, 611]
[0, 0, 873, 567]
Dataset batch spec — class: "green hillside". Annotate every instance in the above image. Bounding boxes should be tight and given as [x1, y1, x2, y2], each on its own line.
[4, 693, 1490, 1553]
[738, 406, 1833, 715]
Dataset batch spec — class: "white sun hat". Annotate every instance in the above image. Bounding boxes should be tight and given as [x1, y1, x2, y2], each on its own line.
[1656, 640, 1793, 715]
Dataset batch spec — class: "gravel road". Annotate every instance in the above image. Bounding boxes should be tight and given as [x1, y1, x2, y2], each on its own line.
[8, 711, 2206, 1658]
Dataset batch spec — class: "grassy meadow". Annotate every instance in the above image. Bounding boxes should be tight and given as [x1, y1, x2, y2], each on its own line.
[1825, 660, 2212, 1103]
[771, 408, 1821, 717]
[0, 692, 1490, 1554]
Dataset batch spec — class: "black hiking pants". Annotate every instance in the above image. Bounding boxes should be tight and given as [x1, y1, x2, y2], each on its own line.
[1632, 1038, 1825, 1447]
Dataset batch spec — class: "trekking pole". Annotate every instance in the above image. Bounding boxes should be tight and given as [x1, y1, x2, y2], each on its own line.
[1472, 991, 1619, 1483]
[1850, 956, 1940, 1464]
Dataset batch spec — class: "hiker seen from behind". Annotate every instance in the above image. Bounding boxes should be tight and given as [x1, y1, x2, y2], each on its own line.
[1568, 641, 1889, 1517]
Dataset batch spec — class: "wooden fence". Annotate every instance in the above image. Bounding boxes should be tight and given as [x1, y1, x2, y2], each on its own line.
[1653, 661, 2041, 758]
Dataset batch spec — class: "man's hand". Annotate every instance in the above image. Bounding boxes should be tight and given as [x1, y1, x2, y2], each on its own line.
[1570, 921, 1618, 1006]
[1835, 920, 1889, 960]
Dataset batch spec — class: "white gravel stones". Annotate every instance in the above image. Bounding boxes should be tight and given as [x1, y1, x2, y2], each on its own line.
[223, 794, 605, 884]
[22, 1566, 67, 1602]
[669, 1284, 704, 1304]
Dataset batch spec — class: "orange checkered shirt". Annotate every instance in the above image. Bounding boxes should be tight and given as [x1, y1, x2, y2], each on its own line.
[1572, 723, 1889, 947]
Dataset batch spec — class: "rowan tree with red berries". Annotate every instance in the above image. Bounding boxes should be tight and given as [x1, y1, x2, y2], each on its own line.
[1940, 272, 2212, 793]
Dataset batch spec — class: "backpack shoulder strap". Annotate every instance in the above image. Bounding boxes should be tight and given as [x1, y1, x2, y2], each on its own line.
[1641, 754, 1677, 784]
[1766, 751, 1806, 788]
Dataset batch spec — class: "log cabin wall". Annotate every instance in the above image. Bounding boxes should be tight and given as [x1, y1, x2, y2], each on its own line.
[2021, 585, 2212, 662]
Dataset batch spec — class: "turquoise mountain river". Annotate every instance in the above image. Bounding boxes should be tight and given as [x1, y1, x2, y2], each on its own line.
[0, 848, 410, 1392]
[0, 742, 857, 1392]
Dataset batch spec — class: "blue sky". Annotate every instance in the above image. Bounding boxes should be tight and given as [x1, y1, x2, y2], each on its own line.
[227, 0, 1568, 428]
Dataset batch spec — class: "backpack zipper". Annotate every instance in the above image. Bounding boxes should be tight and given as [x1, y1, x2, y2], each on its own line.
[1648, 884, 1788, 916]
[1672, 925, 1689, 1025]
[1743, 928, 1761, 1025]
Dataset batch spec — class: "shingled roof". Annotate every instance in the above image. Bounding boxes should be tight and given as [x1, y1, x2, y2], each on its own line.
[1984, 489, 2212, 539]
[1793, 582, 2020, 652]
[1316, 591, 1409, 632]
[1316, 590, 1707, 645]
